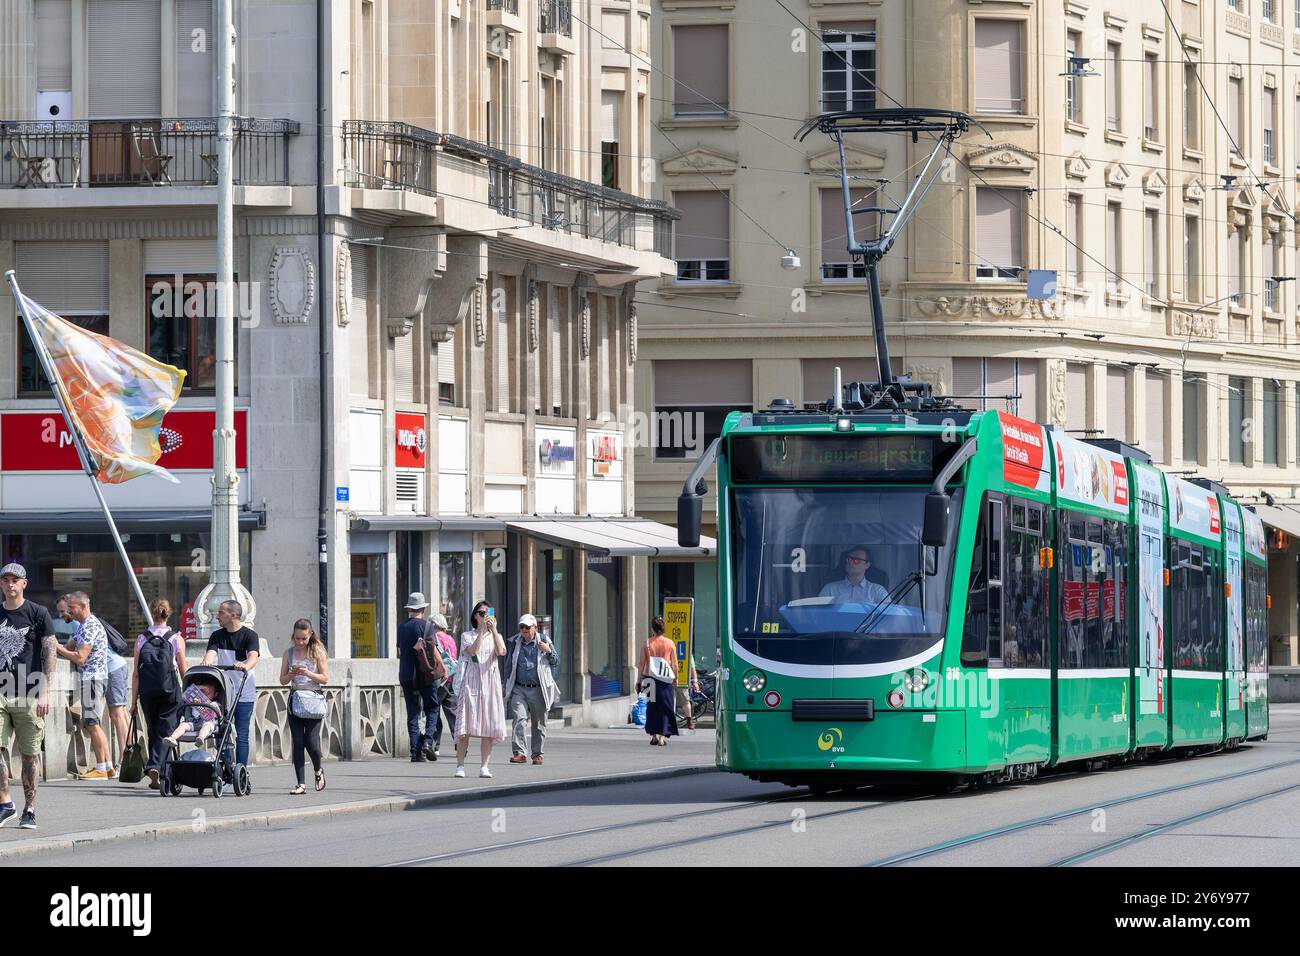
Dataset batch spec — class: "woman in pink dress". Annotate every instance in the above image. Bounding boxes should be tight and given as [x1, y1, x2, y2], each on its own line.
[454, 600, 507, 778]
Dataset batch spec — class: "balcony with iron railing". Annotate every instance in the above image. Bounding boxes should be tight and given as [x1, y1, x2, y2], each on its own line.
[0, 117, 299, 190]
[486, 0, 519, 11]
[540, 0, 573, 37]
[341, 120, 676, 261]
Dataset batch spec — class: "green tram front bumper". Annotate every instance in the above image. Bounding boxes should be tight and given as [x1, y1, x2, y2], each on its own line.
[718, 708, 970, 778]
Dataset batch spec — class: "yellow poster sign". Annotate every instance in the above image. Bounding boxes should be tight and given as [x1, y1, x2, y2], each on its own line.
[351, 600, 378, 659]
[663, 598, 694, 687]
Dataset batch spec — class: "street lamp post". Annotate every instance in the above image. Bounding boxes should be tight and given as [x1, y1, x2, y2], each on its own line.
[195, 0, 256, 639]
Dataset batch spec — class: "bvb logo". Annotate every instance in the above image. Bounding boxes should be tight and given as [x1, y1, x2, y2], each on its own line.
[817, 727, 845, 753]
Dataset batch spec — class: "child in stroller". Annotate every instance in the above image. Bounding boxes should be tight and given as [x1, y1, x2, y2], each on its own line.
[158, 665, 252, 798]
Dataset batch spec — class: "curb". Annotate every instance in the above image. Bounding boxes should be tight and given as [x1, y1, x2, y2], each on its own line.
[0, 763, 717, 859]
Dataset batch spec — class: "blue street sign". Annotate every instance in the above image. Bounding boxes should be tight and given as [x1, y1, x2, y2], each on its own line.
[335, 486, 350, 502]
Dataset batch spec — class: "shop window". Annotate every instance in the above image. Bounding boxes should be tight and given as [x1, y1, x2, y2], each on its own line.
[439, 551, 468, 637]
[585, 554, 623, 697]
[534, 545, 572, 700]
[350, 553, 385, 658]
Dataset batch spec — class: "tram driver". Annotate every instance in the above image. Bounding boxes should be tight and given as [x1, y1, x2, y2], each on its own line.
[819, 546, 889, 605]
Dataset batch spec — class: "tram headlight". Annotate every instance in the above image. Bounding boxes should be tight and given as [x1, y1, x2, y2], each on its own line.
[903, 669, 930, 693]
[742, 670, 767, 693]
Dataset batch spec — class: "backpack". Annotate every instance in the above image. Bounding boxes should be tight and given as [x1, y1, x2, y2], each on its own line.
[102, 619, 130, 657]
[414, 623, 448, 688]
[136, 629, 180, 698]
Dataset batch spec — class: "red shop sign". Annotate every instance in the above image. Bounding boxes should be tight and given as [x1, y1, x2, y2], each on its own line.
[0, 410, 248, 472]
[395, 412, 427, 469]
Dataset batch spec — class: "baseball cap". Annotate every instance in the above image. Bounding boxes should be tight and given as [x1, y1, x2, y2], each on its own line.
[404, 592, 429, 610]
[430, 612, 449, 630]
[0, 563, 26, 580]
[518, 613, 538, 627]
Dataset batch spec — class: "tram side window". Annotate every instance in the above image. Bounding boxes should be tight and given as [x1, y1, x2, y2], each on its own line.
[1102, 519, 1129, 669]
[1003, 498, 1047, 668]
[1059, 513, 1088, 669]
[1171, 541, 1206, 670]
[961, 493, 990, 667]
[1247, 565, 1268, 671]
[1203, 550, 1222, 672]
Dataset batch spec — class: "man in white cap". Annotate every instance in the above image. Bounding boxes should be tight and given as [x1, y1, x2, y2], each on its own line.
[0, 563, 56, 830]
[502, 613, 559, 765]
[396, 592, 438, 762]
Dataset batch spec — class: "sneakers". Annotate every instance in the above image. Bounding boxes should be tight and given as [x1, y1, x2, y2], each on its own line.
[424, 745, 438, 762]
[410, 753, 426, 763]
[509, 754, 528, 764]
[107, 767, 118, 779]
[147, 768, 160, 791]
[19, 809, 36, 830]
[0, 804, 14, 828]
[79, 768, 111, 780]
[454, 766, 466, 778]
[479, 767, 493, 778]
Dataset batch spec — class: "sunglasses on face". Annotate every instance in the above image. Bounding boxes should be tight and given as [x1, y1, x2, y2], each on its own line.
[846, 556, 868, 565]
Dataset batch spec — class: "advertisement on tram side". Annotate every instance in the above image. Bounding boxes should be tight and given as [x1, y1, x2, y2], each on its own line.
[1166, 475, 1219, 541]
[1222, 500, 1244, 713]
[1051, 430, 1128, 514]
[1134, 463, 1165, 715]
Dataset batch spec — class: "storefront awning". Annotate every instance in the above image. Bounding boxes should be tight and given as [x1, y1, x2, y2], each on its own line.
[504, 518, 715, 558]
[348, 516, 506, 532]
[1251, 504, 1300, 540]
[0, 510, 266, 532]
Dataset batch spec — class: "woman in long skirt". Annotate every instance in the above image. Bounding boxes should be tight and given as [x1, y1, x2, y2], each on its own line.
[454, 600, 507, 777]
[640, 616, 679, 746]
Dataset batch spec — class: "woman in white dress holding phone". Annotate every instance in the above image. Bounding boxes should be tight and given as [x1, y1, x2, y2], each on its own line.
[454, 600, 507, 778]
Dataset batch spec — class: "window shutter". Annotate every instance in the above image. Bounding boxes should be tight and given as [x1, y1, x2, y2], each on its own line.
[821, 187, 873, 262]
[672, 191, 729, 261]
[1107, 366, 1128, 440]
[654, 359, 751, 406]
[1265, 88, 1276, 135]
[1017, 359, 1039, 420]
[986, 358, 1015, 413]
[36, 0, 72, 92]
[1106, 203, 1121, 289]
[1143, 210, 1157, 293]
[952, 358, 984, 410]
[1228, 78, 1241, 144]
[976, 188, 1022, 272]
[144, 238, 216, 274]
[550, 290, 564, 412]
[1183, 378, 1200, 463]
[88, 0, 162, 118]
[15, 242, 109, 313]
[349, 246, 370, 396]
[1066, 362, 1088, 432]
[1143, 55, 1156, 132]
[1107, 43, 1120, 129]
[1145, 375, 1166, 463]
[496, 307, 509, 413]
[600, 90, 621, 143]
[974, 20, 1021, 112]
[672, 25, 728, 114]
[177, 0, 214, 117]
[438, 338, 456, 386]
[395, 337, 415, 403]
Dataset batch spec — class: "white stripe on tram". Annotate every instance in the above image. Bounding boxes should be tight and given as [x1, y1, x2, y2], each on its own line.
[728, 638, 944, 679]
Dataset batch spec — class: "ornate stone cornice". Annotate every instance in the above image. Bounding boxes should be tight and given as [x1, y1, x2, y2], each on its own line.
[913, 294, 1062, 320]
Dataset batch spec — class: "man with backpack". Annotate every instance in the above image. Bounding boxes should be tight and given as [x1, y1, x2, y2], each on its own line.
[397, 593, 439, 762]
[130, 598, 187, 789]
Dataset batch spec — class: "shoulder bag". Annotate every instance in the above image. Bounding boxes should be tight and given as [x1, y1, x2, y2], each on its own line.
[288, 652, 328, 720]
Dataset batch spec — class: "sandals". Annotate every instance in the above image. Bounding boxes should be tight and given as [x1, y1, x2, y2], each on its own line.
[289, 784, 306, 795]
[314, 769, 326, 792]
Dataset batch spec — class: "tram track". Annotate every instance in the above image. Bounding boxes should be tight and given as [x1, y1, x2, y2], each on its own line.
[864, 756, 1300, 867]
[384, 787, 819, 866]
[1048, 778, 1300, 866]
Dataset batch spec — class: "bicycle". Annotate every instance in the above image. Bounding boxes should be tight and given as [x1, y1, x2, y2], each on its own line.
[676, 669, 716, 726]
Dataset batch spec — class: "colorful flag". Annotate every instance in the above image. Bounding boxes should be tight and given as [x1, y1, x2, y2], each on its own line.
[17, 291, 186, 484]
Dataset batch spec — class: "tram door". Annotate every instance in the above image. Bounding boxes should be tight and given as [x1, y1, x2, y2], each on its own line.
[1133, 464, 1166, 746]
[1222, 502, 1246, 740]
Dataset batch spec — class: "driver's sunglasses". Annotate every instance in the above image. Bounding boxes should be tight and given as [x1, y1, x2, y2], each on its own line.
[846, 556, 868, 565]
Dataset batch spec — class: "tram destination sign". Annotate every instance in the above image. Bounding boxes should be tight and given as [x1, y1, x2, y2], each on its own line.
[728, 434, 957, 484]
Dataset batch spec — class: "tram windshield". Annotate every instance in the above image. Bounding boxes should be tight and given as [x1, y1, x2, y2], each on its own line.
[729, 487, 960, 664]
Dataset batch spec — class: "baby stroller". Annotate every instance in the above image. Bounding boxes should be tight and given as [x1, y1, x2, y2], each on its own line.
[159, 665, 252, 798]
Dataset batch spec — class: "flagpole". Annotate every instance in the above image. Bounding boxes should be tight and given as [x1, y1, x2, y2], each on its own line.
[4, 270, 154, 629]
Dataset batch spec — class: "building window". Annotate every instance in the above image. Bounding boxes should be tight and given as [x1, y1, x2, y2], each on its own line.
[1266, 235, 1282, 312]
[1065, 193, 1084, 286]
[820, 187, 874, 280]
[1066, 31, 1082, 123]
[600, 90, 621, 188]
[1105, 201, 1122, 293]
[1231, 228, 1248, 307]
[672, 190, 730, 282]
[672, 24, 728, 117]
[974, 187, 1024, 279]
[1229, 376, 1249, 465]
[1065, 361, 1088, 434]
[1106, 42, 1121, 132]
[1228, 76, 1243, 157]
[1143, 52, 1158, 141]
[585, 555, 624, 698]
[1143, 209, 1159, 297]
[146, 273, 233, 391]
[1183, 62, 1200, 150]
[820, 22, 876, 113]
[974, 19, 1024, 114]
[1265, 86, 1277, 165]
[15, 241, 110, 394]
[652, 359, 752, 460]
[1183, 376, 1201, 464]
[1145, 374, 1167, 463]
[952, 357, 1038, 418]
[1265, 0, 1277, 23]
[1185, 215, 1200, 302]
[1264, 379, 1281, 465]
[20, 315, 110, 394]
[1107, 366, 1129, 440]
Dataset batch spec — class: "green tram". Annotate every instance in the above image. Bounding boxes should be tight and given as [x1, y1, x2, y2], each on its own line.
[678, 401, 1271, 787]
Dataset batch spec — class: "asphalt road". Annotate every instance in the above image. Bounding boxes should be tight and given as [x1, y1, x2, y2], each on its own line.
[24, 708, 1300, 867]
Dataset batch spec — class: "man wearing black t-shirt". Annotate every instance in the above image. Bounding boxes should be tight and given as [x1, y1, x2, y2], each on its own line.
[0, 563, 56, 830]
[202, 600, 260, 771]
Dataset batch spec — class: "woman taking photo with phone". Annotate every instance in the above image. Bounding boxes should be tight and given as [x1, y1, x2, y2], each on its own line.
[278, 619, 329, 794]
[454, 600, 507, 778]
